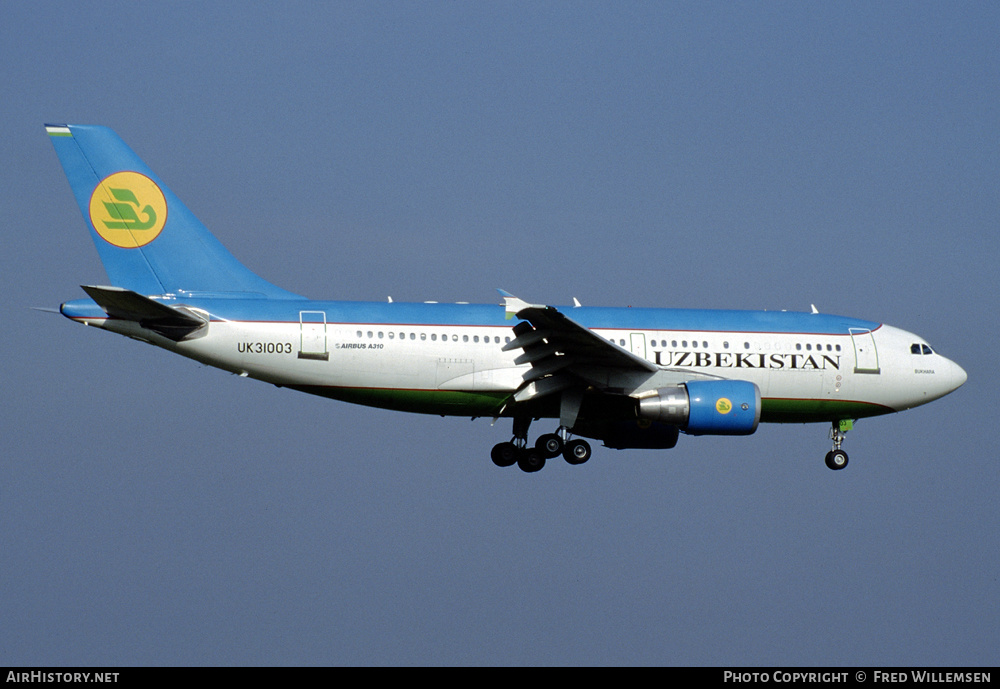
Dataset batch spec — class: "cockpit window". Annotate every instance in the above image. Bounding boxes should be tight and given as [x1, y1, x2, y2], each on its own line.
[911, 343, 935, 355]
[923, 344, 934, 355]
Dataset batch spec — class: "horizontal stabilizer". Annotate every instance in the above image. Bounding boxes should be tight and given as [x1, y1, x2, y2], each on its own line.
[81, 285, 207, 341]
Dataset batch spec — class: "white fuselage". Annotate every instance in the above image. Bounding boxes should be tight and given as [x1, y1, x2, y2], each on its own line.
[71, 298, 967, 424]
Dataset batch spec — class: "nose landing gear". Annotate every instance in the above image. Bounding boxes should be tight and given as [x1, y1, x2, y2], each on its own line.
[825, 420, 852, 470]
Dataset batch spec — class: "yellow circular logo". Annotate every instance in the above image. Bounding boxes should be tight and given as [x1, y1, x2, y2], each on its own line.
[716, 397, 733, 414]
[88, 172, 167, 248]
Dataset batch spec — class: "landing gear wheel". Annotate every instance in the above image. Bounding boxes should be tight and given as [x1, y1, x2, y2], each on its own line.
[825, 449, 849, 471]
[491, 442, 519, 468]
[563, 439, 592, 465]
[517, 449, 546, 473]
[826, 421, 851, 470]
[535, 433, 564, 459]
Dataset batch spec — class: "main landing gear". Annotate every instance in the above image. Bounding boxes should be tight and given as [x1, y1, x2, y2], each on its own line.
[491, 418, 592, 473]
[825, 420, 852, 471]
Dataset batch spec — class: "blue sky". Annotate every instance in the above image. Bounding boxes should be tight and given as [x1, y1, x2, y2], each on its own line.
[2, 1, 996, 665]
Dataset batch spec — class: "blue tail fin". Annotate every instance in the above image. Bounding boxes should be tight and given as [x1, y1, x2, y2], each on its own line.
[46, 124, 300, 299]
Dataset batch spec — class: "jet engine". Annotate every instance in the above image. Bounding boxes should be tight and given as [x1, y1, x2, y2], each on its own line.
[636, 380, 761, 435]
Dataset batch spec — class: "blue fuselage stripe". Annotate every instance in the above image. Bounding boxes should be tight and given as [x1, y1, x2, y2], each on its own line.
[62, 297, 882, 335]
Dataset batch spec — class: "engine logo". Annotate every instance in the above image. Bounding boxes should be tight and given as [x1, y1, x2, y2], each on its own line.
[716, 397, 733, 414]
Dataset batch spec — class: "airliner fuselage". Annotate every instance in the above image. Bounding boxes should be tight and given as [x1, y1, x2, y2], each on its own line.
[60, 293, 967, 469]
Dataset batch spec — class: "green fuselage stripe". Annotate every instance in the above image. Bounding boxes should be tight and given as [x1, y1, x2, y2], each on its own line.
[287, 385, 893, 423]
[287, 385, 511, 416]
[759, 398, 893, 423]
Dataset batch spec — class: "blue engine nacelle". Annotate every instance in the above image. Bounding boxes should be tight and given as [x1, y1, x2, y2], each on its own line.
[636, 380, 761, 435]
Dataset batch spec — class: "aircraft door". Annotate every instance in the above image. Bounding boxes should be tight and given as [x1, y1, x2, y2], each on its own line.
[298, 311, 329, 361]
[849, 328, 880, 374]
[629, 333, 647, 361]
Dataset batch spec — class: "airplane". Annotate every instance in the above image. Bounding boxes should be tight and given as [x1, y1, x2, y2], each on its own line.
[45, 123, 967, 473]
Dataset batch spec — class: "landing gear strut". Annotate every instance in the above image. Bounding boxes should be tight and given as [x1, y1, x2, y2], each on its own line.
[825, 420, 851, 470]
[543, 427, 593, 465]
[491, 420, 592, 472]
[490, 417, 539, 471]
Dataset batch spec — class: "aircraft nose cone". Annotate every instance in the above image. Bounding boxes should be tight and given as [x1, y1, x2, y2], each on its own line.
[947, 359, 968, 392]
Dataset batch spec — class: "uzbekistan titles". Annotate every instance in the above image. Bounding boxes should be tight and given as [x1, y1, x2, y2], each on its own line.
[654, 350, 841, 370]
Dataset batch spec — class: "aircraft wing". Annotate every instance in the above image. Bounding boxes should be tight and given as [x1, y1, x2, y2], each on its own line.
[500, 291, 657, 403]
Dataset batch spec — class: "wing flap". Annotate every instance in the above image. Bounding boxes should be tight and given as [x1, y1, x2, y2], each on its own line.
[512, 374, 576, 403]
[499, 291, 659, 405]
[501, 292, 657, 373]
